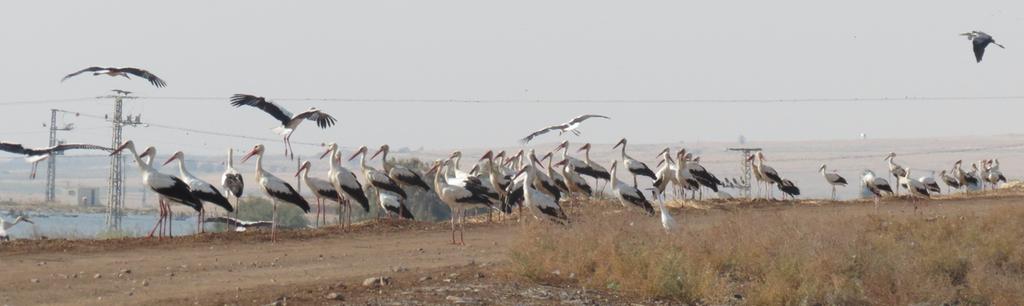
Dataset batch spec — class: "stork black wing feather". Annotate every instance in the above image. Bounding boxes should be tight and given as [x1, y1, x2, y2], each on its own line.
[119, 67, 167, 87]
[230, 94, 294, 125]
[341, 185, 370, 212]
[270, 182, 311, 212]
[61, 67, 106, 82]
[194, 187, 234, 212]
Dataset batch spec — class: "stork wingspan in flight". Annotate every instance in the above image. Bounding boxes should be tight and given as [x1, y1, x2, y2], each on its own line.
[960, 31, 1005, 63]
[61, 67, 167, 87]
[230, 94, 337, 159]
[519, 114, 610, 144]
[0, 141, 112, 179]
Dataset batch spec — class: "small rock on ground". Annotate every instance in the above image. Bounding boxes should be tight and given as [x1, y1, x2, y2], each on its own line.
[362, 276, 391, 287]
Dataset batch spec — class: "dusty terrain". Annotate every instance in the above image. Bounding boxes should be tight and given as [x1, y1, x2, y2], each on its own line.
[2, 193, 1024, 305]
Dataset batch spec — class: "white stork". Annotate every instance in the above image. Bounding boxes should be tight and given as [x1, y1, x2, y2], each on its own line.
[953, 160, 979, 192]
[903, 168, 931, 207]
[885, 152, 907, 196]
[0, 141, 112, 179]
[163, 151, 234, 233]
[938, 170, 961, 193]
[296, 161, 341, 227]
[240, 144, 312, 242]
[203, 217, 272, 232]
[519, 114, 610, 144]
[672, 151, 701, 199]
[576, 143, 611, 191]
[61, 66, 167, 87]
[612, 138, 657, 187]
[112, 141, 201, 239]
[230, 94, 337, 159]
[221, 149, 244, 218]
[654, 191, 676, 233]
[608, 160, 655, 215]
[985, 159, 1006, 188]
[777, 179, 800, 200]
[918, 174, 941, 194]
[652, 148, 679, 199]
[320, 143, 369, 227]
[0, 216, 34, 241]
[552, 141, 607, 182]
[371, 144, 431, 191]
[511, 164, 569, 222]
[553, 159, 593, 198]
[427, 159, 494, 245]
[349, 146, 414, 219]
[681, 151, 722, 200]
[819, 164, 848, 200]
[960, 31, 1005, 63]
[862, 170, 893, 207]
[748, 152, 783, 199]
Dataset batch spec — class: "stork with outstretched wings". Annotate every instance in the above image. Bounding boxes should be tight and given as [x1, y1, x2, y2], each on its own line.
[62, 67, 167, 87]
[520, 114, 610, 144]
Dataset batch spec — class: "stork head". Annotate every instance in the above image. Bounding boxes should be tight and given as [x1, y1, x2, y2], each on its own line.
[656, 147, 670, 159]
[240, 144, 265, 163]
[527, 150, 543, 168]
[610, 160, 618, 171]
[540, 151, 554, 163]
[295, 160, 312, 177]
[512, 164, 529, 181]
[320, 142, 338, 159]
[371, 144, 390, 160]
[348, 146, 368, 161]
[884, 152, 895, 161]
[478, 150, 493, 162]
[693, 156, 701, 163]
[553, 140, 570, 152]
[612, 138, 627, 150]
[494, 150, 506, 160]
[939, 169, 947, 176]
[819, 164, 827, 173]
[425, 159, 444, 176]
[110, 140, 135, 156]
[162, 150, 185, 166]
[576, 143, 592, 153]
[447, 150, 463, 161]
[14, 216, 33, 224]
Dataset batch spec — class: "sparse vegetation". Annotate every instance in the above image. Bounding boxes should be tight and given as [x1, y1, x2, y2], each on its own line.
[511, 200, 1024, 304]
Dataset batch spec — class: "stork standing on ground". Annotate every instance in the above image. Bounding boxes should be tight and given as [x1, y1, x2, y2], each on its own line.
[576, 143, 611, 191]
[553, 159, 593, 202]
[683, 153, 721, 200]
[819, 164, 848, 201]
[918, 174, 941, 194]
[221, 149, 244, 218]
[903, 169, 931, 208]
[862, 170, 893, 207]
[748, 152, 783, 199]
[240, 144, 311, 242]
[349, 146, 413, 219]
[320, 143, 369, 227]
[608, 160, 655, 215]
[885, 152, 907, 196]
[163, 151, 234, 233]
[612, 138, 657, 187]
[113, 141, 201, 238]
[61, 66, 167, 87]
[0, 216, 33, 241]
[427, 160, 493, 245]
[519, 114, 610, 144]
[511, 164, 568, 222]
[230, 94, 337, 159]
[656, 193, 676, 233]
[372, 144, 431, 191]
[777, 179, 800, 200]
[296, 161, 341, 227]
[953, 160, 978, 192]
[552, 141, 607, 183]
[985, 159, 1007, 188]
[960, 31, 1005, 63]
[939, 170, 961, 193]
[0, 141, 112, 179]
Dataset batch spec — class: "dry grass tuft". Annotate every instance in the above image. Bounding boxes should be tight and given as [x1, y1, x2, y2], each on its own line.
[510, 198, 1024, 304]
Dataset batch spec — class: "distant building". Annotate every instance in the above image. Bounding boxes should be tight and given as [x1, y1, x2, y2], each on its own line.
[68, 187, 100, 206]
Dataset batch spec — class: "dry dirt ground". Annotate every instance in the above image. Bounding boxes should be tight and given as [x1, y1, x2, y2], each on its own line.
[2, 193, 1024, 305]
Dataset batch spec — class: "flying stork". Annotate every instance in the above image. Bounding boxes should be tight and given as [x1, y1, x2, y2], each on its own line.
[240, 144, 312, 242]
[61, 66, 167, 87]
[230, 94, 337, 159]
[203, 217, 272, 232]
[371, 144, 431, 191]
[296, 161, 342, 227]
[519, 114, 610, 144]
[0, 141, 112, 179]
[221, 149, 244, 218]
[163, 151, 234, 233]
[608, 160, 655, 215]
[0, 216, 33, 241]
[960, 31, 1005, 63]
[862, 170, 893, 207]
[819, 164, 848, 201]
[320, 143, 370, 227]
[112, 141, 201, 238]
[612, 138, 657, 187]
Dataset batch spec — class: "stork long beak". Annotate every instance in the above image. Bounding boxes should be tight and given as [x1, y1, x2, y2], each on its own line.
[20, 217, 33, 224]
[469, 164, 480, 175]
[576, 144, 590, 153]
[553, 141, 568, 152]
[370, 147, 384, 160]
[294, 162, 309, 178]
[240, 148, 258, 163]
[540, 152, 553, 162]
[657, 159, 665, 168]
[348, 147, 366, 161]
[426, 161, 442, 175]
[319, 148, 332, 159]
[162, 154, 178, 167]
[613, 139, 626, 149]
[479, 150, 493, 161]
[554, 159, 569, 167]
[110, 142, 130, 156]
[513, 166, 528, 180]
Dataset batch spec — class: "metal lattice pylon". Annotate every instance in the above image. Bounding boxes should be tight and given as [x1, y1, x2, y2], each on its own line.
[106, 96, 127, 230]
[727, 147, 761, 198]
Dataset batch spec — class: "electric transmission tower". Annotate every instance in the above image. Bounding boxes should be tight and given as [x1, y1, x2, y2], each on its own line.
[727, 147, 761, 198]
[44, 109, 74, 202]
[105, 92, 139, 230]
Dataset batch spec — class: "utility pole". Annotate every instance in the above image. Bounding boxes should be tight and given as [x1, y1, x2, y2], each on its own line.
[105, 92, 138, 231]
[45, 109, 74, 203]
[727, 147, 761, 198]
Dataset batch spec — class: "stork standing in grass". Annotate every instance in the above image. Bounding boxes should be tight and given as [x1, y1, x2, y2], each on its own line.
[938, 170, 961, 193]
[240, 144, 311, 242]
[320, 143, 369, 227]
[296, 161, 341, 227]
[609, 160, 655, 215]
[113, 141, 201, 239]
[512, 165, 568, 223]
[576, 143, 610, 191]
[903, 169, 931, 208]
[748, 152, 783, 199]
[862, 170, 893, 207]
[612, 138, 657, 188]
[163, 151, 234, 233]
[953, 160, 978, 192]
[819, 164, 848, 201]
[230, 94, 337, 159]
[221, 149, 244, 218]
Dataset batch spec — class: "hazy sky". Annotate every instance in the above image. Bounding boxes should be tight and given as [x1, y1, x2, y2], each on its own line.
[1, 1, 1022, 155]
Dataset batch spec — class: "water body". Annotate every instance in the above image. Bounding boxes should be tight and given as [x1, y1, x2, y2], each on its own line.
[5, 213, 199, 239]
